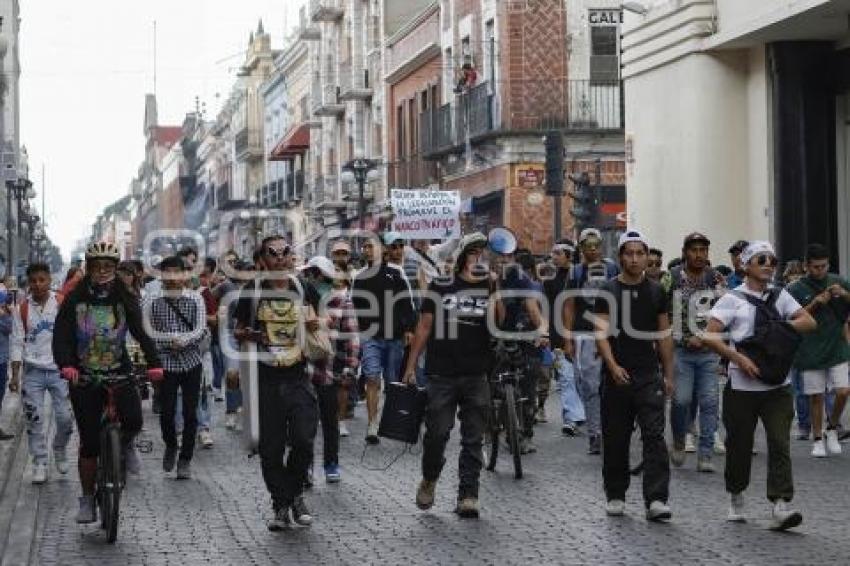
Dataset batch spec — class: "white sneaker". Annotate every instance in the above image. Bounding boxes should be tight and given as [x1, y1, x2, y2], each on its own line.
[605, 499, 625, 516]
[812, 439, 827, 458]
[727, 493, 746, 522]
[54, 450, 70, 475]
[366, 421, 379, 444]
[769, 500, 802, 531]
[339, 421, 350, 438]
[713, 431, 726, 455]
[646, 500, 672, 522]
[199, 429, 214, 448]
[825, 429, 842, 455]
[684, 433, 696, 453]
[225, 413, 236, 430]
[32, 462, 48, 484]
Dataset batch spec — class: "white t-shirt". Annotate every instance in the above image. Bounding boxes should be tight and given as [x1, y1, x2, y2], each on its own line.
[709, 284, 803, 392]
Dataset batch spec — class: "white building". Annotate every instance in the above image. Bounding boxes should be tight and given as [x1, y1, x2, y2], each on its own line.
[622, 0, 850, 272]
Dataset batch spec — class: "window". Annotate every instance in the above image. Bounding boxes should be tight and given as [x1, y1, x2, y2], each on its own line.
[590, 26, 619, 84]
[484, 20, 495, 88]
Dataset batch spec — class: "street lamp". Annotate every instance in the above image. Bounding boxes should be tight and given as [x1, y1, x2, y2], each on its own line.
[5, 175, 32, 279]
[340, 158, 379, 230]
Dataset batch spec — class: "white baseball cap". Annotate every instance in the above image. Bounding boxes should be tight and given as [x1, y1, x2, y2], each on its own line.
[740, 241, 776, 265]
[618, 229, 649, 251]
[298, 256, 337, 279]
[579, 228, 602, 244]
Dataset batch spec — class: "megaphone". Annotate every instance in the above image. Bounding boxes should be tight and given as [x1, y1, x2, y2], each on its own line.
[488, 227, 518, 255]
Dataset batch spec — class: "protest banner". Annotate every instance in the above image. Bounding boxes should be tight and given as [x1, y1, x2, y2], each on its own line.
[390, 189, 461, 239]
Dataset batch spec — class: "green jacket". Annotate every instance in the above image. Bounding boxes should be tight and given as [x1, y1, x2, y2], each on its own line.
[788, 274, 850, 370]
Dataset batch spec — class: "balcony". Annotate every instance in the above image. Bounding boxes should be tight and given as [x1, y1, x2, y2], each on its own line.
[310, 0, 343, 23]
[234, 127, 263, 161]
[338, 61, 372, 101]
[298, 6, 320, 41]
[311, 77, 345, 117]
[420, 80, 624, 157]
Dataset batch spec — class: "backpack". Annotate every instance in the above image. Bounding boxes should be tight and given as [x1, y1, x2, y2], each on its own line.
[733, 289, 802, 385]
[20, 292, 64, 334]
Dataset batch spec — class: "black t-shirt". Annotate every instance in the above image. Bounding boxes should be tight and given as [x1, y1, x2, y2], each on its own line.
[593, 277, 667, 372]
[420, 276, 491, 377]
[569, 260, 619, 333]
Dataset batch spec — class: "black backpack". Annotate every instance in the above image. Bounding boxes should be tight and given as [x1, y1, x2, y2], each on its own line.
[733, 289, 802, 385]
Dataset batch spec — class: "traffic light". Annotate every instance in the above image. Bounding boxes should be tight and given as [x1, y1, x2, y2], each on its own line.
[570, 172, 597, 228]
[544, 131, 564, 196]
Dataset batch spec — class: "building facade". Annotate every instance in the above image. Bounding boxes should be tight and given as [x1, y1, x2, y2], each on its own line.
[623, 0, 850, 271]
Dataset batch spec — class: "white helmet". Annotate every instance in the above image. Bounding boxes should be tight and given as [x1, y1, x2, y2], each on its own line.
[85, 241, 121, 263]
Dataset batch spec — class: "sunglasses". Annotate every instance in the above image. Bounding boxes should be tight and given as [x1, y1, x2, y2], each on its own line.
[264, 246, 291, 258]
[754, 254, 777, 267]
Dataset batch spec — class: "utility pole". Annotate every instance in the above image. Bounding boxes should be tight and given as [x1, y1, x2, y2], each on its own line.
[545, 131, 565, 242]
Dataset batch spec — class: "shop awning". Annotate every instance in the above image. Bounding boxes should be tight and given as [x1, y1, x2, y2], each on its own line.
[269, 123, 311, 161]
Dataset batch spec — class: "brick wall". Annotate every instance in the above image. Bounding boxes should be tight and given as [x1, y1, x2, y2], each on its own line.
[500, 0, 568, 130]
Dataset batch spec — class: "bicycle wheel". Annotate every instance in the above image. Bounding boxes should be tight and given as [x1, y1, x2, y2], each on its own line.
[503, 383, 523, 479]
[102, 426, 122, 543]
[485, 404, 500, 472]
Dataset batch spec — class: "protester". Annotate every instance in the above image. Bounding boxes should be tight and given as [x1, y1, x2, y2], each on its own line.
[0, 283, 14, 441]
[703, 241, 816, 531]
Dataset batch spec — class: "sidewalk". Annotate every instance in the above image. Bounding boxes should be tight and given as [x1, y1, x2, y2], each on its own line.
[0, 390, 27, 560]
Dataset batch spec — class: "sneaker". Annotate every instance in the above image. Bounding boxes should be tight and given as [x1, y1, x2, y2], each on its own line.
[825, 429, 842, 455]
[0, 427, 14, 441]
[646, 500, 672, 522]
[670, 442, 686, 467]
[54, 450, 70, 475]
[199, 429, 214, 448]
[587, 434, 601, 455]
[455, 496, 480, 519]
[684, 433, 696, 453]
[561, 423, 577, 437]
[727, 493, 746, 522]
[163, 445, 178, 472]
[176, 459, 192, 480]
[76, 495, 97, 524]
[366, 421, 379, 445]
[214, 389, 225, 402]
[605, 499, 625, 517]
[416, 479, 437, 510]
[31, 462, 48, 484]
[713, 432, 726, 455]
[812, 438, 827, 458]
[291, 496, 312, 526]
[535, 407, 547, 423]
[838, 428, 850, 442]
[519, 437, 537, 454]
[796, 428, 811, 441]
[324, 463, 341, 483]
[339, 421, 350, 438]
[123, 445, 141, 476]
[267, 506, 292, 531]
[225, 413, 236, 430]
[697, 456, 715, 473]
[769, 500, 802, 531]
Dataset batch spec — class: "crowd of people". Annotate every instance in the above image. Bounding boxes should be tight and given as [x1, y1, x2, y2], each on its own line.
[0, 224, 847, 534]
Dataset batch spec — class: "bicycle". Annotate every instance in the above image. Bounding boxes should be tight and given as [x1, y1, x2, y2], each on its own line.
[484, 339, 529, 479]
[81, 373, 134, 544]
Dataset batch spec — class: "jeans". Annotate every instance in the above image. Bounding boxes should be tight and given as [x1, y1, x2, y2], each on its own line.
[21, 367, 74, 464]
[211, 340, 225, 391]
[574, 337, 602, 436]
[160, 365, 202, 462]
[316, 382, 340, 467]
[601, 369, 669, 507]
[671, 349, 720, 458]
[723, 384, 795, 502]
[360, 338, 404, 386]
[258, 364, 318, 509]
[555, 351, 585, 425]
[422, 374, 489, 498]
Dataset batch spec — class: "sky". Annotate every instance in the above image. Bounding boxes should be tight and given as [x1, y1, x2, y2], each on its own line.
[19, 0, 305, 260]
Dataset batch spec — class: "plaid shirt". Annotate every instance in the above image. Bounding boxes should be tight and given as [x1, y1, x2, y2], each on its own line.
[306, 291, 360, 386]
[148, 290, 208, 373]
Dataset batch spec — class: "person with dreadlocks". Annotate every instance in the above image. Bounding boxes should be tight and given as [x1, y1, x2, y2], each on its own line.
[52, 241, 164, 525]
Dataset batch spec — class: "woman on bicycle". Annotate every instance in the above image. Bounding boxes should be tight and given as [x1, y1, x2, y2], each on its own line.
[52, 241, 163, 524]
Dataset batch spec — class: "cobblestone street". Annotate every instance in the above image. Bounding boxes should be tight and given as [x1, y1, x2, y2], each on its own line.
[5, 391, 850, 565]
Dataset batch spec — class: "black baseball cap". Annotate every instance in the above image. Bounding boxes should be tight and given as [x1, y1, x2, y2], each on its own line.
[683, 232, 711, 248]
[728, 240, 749, 255]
